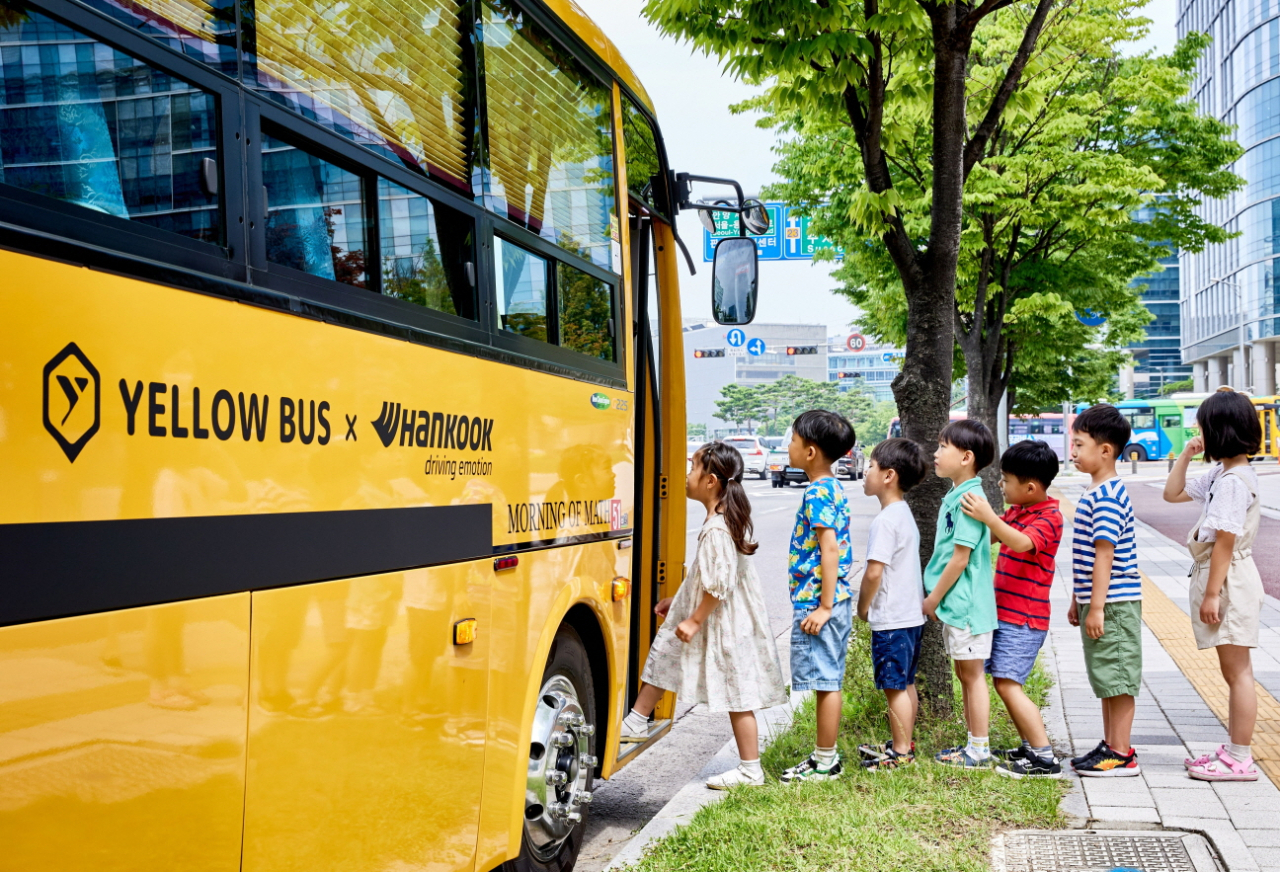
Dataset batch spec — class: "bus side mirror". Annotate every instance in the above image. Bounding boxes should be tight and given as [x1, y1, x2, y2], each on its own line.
[711, 237, 758, 326]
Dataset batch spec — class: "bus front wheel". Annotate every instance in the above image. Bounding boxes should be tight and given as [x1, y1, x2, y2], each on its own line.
[506, 625, 596, 872]
[1125, 445, 1148, 462]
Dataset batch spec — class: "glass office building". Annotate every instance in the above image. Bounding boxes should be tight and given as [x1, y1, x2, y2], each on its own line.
[1128, 211, 1191, 397]
[1179, 0, 1280, 394]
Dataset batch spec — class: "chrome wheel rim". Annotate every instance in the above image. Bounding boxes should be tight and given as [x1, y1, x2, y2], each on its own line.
[523, 674, 595, 861]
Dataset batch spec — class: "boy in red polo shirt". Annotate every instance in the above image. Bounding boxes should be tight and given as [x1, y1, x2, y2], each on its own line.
[961, 439, 1064, 778]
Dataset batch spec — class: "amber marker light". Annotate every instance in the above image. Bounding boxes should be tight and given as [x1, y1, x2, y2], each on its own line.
[453, 618, 477, 645]
[611, 577, 631, 602]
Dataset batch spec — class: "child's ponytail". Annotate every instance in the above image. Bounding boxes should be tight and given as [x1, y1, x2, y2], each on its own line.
[695, 441, 759, 555]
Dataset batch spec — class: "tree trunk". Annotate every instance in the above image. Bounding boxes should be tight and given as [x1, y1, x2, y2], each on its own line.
[960, 340, 1006, 510]
[891, 13, 972, 719]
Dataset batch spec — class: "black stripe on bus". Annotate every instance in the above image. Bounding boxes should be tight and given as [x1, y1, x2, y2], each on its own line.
[0, 505, 492, 627]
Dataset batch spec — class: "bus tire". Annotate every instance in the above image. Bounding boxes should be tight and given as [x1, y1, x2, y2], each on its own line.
[1125, 445, 1148, 462]
[505, 625, 596, 872]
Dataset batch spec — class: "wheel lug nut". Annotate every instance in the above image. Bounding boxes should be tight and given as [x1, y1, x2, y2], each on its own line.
[575, 790, 594, 804]
[546, 770, 567, 786]
[579, 754, 598, 767]
[578, 724, 595, 736]
[552, 731, 574, 747]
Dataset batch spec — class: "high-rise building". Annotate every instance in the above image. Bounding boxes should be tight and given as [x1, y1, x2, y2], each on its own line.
[1179, 0, 1280, 395]
[1126, 207, 1190, 398]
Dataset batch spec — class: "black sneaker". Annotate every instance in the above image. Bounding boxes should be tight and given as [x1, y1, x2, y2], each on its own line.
[863, 748, 916, 771]
[1075, 745, 1140, 778]
[997, 752, 1063, 779]
[992, 744, 1029, 763]
[1071, 740, 1107, 768]
[857, 739, 913, 761]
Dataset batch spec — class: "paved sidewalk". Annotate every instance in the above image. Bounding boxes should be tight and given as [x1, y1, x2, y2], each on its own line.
[1052, 483, 1280, 871]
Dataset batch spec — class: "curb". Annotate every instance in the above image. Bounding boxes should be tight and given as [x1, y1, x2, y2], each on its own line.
[602, 690, 808, 870]
[1038, 622, 1090, 829]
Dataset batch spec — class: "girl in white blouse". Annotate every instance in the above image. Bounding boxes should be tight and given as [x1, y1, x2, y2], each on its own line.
[1164, 387, 1265, 782]
[619, 441, 786, 788]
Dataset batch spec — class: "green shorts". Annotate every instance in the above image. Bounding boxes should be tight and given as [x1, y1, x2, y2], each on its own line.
[1079, 600, 1143, 699]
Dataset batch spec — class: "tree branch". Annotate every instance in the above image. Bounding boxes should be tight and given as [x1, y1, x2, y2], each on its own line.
[962, 0, 1062, 180]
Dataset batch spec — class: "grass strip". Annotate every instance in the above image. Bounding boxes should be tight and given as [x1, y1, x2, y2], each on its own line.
[623, 622, 1066, 871]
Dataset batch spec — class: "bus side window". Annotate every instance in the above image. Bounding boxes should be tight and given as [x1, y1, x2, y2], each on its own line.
[0, 6, 221, 245]
[262, 131, 367, 287]
[494, 237, 550, 343]
[1162, 415, 1181, 429]
[378, 179, 476, 320]
[481, 2, 617, 272]
[1132, 412, 1155, 429]
[557, 261, 615, 362]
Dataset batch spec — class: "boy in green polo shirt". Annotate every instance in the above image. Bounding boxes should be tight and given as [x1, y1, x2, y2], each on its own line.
[923, 419, 998, 768]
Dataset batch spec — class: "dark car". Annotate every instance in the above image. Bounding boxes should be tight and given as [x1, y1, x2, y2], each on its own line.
[836, 445, 865, 480]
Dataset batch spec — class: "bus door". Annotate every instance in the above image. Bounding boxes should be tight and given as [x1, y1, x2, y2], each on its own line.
[618, 206, 671, 763]
[1157, 406, 1185, 459]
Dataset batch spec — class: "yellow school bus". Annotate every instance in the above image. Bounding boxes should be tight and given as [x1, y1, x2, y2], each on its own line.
[0, 1, 763, 869]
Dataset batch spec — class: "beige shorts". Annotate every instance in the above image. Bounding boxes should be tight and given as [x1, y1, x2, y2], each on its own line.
[944, 623, 993, 660]
[1190, 558, 1264, 649]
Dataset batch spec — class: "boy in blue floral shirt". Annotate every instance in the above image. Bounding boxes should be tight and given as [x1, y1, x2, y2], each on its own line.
[781, 409, 858, 783]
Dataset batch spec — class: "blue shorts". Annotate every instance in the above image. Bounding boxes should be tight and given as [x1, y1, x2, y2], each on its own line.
[985, 620, 1048, 685]
[871, 625, 924, 691]
[790, 598, 854, 692]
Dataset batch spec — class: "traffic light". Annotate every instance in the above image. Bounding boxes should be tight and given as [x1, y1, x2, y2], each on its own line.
[693, 348, 726, 358]
[787, 346, 818, 355]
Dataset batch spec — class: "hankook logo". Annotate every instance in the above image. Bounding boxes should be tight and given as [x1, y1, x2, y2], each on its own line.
[43, 342, 101, 462]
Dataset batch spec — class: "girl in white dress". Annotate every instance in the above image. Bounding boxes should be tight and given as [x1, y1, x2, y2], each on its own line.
[620, 441, 787, 788]
[1163, 387, 1265, 781]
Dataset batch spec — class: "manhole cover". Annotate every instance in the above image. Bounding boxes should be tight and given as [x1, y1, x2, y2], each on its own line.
[993, 830, 1222, 872]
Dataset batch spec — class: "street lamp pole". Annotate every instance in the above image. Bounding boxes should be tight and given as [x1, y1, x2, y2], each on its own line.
[1210, 275, 1248, 391]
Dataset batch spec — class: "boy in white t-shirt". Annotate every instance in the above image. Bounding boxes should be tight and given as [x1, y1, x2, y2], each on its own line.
[855, 437, 931, 770]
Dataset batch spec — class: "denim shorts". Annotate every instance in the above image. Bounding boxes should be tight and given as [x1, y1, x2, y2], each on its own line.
[871, 624, 923, 691]
[790, 598, 854, 692]
[985, 620, 1048, 685]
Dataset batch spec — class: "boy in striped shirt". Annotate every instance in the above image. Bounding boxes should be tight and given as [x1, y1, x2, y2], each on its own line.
[1069, 405, 1142, 776]
[961, 439, 1065, 778]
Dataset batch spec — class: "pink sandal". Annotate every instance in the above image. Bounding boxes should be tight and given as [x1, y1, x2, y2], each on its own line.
[1184, 746, 1219, 770]
[1187, 746, 1260, 782]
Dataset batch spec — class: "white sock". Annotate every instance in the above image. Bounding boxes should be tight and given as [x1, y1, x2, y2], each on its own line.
[1227, 742, 1252, 762]
[739, 758, 763, 777]
[623, 709, 648, 733]
[967, 733, 990, 758]
[1030, 744, 1054, 759]
[814, 746, 838, 768]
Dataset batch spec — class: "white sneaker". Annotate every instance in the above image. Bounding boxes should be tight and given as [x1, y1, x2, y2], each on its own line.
[620, 719, 649, 743]
[706, 765, 765, 790]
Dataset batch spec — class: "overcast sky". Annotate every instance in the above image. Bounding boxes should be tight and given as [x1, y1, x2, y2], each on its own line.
[574, 0, 1181, 339]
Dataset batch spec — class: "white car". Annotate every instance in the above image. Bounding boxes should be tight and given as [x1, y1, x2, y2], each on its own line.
[721, 435, 770, 479]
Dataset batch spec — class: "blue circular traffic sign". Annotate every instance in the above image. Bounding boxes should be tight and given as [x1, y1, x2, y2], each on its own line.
[726, 328, 746, 347]
[747, 338, 766, 356]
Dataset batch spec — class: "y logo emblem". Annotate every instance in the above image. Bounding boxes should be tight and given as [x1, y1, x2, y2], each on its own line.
[43, 342, 100, 462]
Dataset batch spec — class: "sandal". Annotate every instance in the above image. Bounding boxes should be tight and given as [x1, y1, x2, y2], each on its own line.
[1187, 746, 1259, 782]
[1184, 746, 1220, 769]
